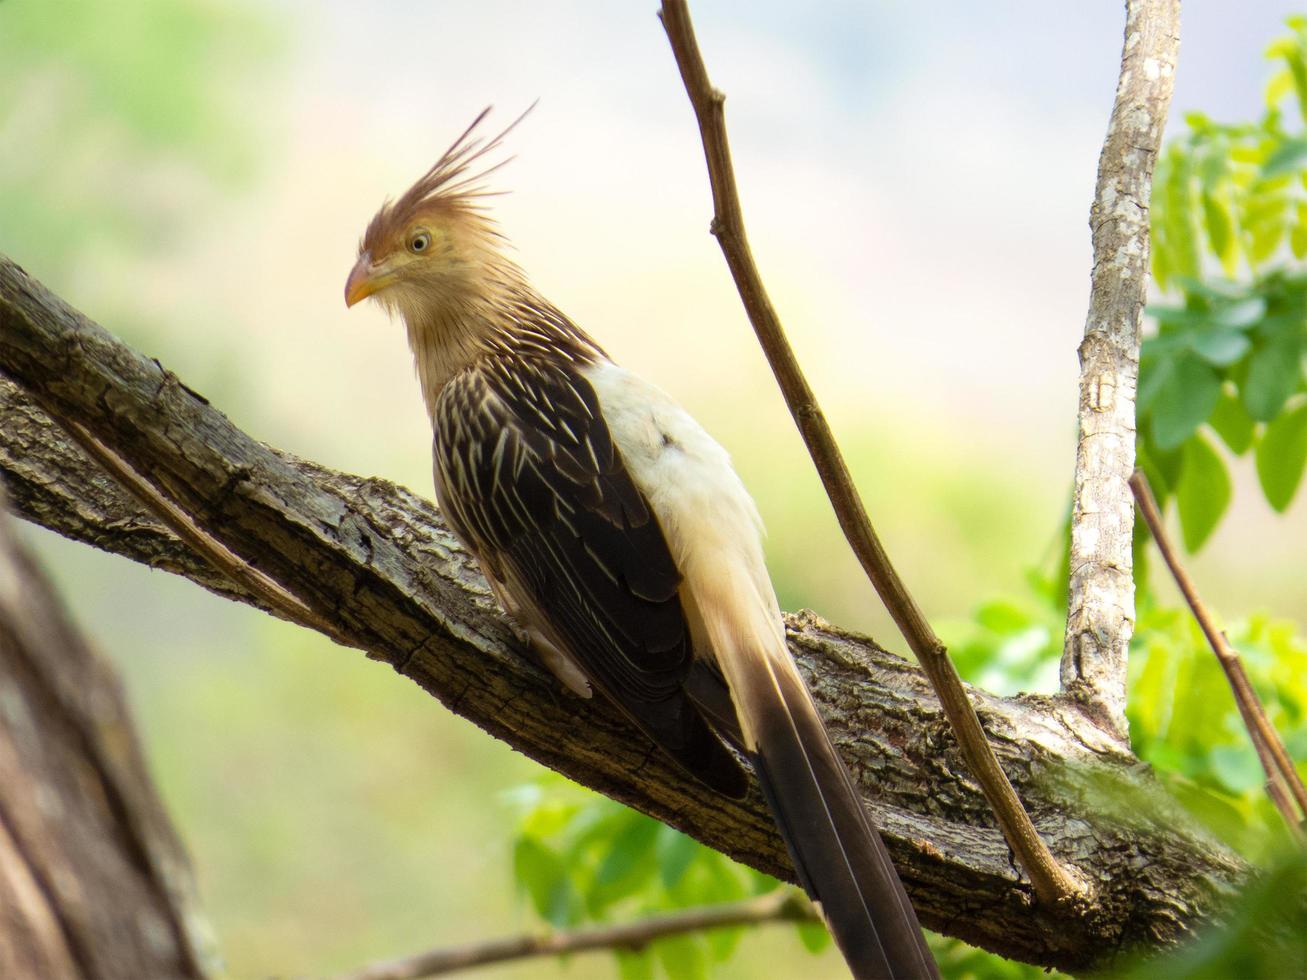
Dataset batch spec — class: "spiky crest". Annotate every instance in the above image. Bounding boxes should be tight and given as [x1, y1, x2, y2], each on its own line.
[360, 104, 533, 257]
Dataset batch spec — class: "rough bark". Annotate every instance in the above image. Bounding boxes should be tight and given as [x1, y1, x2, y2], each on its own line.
[0, 256, 1245, 972]
[1062, 0, 1180, 738]
[0, 487, 215, 979]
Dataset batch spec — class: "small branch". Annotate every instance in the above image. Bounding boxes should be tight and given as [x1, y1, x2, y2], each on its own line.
[657, 0, 1083, 907]
[1130, 471, 1307, 841]
[330, 890, 814, 980]
[52, 414, 351, 647]
[1062, 0, 1180, 736]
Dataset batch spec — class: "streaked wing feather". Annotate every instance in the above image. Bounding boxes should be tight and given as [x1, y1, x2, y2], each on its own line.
[433, 355, 746, 797]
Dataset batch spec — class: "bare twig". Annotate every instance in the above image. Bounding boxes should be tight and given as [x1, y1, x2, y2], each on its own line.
[1062, 0, 1180, 737]
[330, 890, 814, 980]
[1266, 779, 1303, 843]
[1130, 471, 1306, 842]
[657, 0, 1083, 907]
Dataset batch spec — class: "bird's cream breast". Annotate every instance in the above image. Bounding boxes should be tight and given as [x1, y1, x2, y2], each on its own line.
[583, 360, 781, 637]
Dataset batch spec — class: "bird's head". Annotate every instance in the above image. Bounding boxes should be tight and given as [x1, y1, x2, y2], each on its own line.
[345, 107, 526, 318]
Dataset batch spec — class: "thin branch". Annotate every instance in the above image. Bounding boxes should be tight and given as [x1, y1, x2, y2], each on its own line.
[1130, 470, 1307, 841]
[1062, 0, 1180, 737]
[330, 890, 814, 980]
[657, 0, 1083, 908]
[52, 413, 351, 647]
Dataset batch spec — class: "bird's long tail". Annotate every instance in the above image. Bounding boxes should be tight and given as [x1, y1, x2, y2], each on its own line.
[699, 578, 939, 980]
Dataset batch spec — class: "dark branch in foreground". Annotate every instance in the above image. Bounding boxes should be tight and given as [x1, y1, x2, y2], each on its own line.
[1130, 471, 1307, 842]
[331, 890, 814, 980]
[0, 488, 215, 977]
[0, 256, 1247, 971]
[657, 0, 1081, 908]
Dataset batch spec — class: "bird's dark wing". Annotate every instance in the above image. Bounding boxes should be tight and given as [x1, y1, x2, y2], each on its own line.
[433, 353, 747, 798]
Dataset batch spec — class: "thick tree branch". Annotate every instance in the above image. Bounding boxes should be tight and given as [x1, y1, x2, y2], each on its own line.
[0, 257, 1247, 971]
[657, 0, 1082, 908]
[0, 488, 216, 978]
[332, 890, 814, 980]
[1062, 0, 1180, 737]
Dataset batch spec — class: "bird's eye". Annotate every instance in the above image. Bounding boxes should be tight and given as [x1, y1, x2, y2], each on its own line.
[408, 232, 431, 254]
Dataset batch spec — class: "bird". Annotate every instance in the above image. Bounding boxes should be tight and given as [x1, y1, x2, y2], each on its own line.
[344, 109, 939, 980]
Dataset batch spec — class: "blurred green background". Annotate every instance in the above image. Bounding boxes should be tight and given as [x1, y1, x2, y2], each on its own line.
[3, 1, 1307, 978]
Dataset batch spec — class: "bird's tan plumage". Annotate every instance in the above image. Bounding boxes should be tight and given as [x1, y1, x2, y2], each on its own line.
[347, 109, 939, 980]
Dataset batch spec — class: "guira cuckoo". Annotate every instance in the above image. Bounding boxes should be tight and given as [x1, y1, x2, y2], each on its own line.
[345, 111, 938, 980]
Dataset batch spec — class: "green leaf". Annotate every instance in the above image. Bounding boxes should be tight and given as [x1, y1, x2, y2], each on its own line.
[588, 813, 660, 912]
[1209, 391, 1256, 454]
[1176, 276, 1252, 301]
[1148, 353, 1223, 450]
[1294, 203, 1307, 258]
[1288, 47, 1307, 124]
[797, 920, 834, 954]
[975, 599, 1032, 633]
[513, 837, 576, 927]
[1267, 66, 1295, 110]
[1136, 443, 1173, 507]
[1141, 441, 1186, 502]
[1163, 149, 1202, 282]
[1201, 190, 1237, 271]
[1208, 744, 1266, 794]
[1255, 400, 1307, 510]
[1243, 336, 1305, 420]
[1293, 224, 1307, 260]
[707, 924, 745, 962]
[1248, 214, 1288, 265]
[616, 950, 655, 980]
[1148, 303, 1211, 327]
[1209, 296, 1268, 329]
[1176, 433, 1232, 552]
[1261, 135, 1307, 176]
[655, 935, 708, 980]
[657, 828, 702, 891]
[1190, 329, 1252, 365]
[1137, 353, 1174, 415]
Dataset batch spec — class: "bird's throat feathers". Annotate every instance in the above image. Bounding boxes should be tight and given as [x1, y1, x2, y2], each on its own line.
[397, 275, 604, 423]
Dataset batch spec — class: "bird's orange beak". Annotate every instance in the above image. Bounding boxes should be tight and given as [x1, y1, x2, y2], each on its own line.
[344, 252, 390, 307]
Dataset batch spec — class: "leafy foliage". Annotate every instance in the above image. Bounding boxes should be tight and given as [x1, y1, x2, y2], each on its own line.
[507, 774, 1066, 979]
[1142, 18, 1307, 547]
[505, 777, 804, 979]
[1129, 605, 1307, 858]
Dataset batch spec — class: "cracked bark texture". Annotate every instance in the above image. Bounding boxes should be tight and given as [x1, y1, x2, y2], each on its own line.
[1062, 0, 1180, 738]
[0, 256, 1246, 972]
[0, 488, 215, 979]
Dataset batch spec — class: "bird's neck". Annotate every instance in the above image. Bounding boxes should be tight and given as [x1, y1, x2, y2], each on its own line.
[402, 273, 605, 424]
[402, 292, 491, 423]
